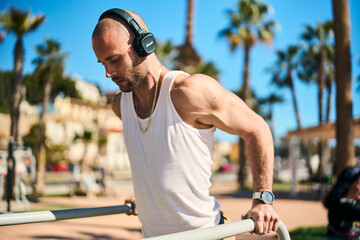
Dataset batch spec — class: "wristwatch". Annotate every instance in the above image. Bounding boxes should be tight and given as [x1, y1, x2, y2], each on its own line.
[252, 191, 275, 204]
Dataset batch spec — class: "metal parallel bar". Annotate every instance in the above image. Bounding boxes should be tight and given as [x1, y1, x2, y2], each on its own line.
[144, 219, 291, 240]
[0, 204, 132, 226]
[277, 220, 292, 240]
[0, 205, 291, 240]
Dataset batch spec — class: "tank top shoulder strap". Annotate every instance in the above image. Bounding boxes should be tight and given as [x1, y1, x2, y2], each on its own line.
[160, 70, 188, 96]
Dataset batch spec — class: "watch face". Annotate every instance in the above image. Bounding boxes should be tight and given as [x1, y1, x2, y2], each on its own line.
[262, 191, 274, 204]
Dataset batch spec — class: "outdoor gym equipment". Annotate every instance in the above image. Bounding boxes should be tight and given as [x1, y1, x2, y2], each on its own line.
[0, 204, 133, 226]
[0, 204, 291, 239]
[144, 219, 290, 240]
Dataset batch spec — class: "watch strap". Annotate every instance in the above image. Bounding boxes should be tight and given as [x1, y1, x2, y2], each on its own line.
[252, 192, 262, 199]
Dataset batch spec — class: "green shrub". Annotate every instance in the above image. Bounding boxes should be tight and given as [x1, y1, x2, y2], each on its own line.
[290, 226, 327, 240]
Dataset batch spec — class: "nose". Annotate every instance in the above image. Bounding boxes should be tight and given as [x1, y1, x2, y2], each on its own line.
[105, 64, 116, 78]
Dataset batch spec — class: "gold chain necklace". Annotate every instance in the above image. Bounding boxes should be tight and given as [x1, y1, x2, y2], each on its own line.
[136, 66, 162, 133]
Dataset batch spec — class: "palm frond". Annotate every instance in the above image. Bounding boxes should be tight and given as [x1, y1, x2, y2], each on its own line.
[0, 6, 44, 36]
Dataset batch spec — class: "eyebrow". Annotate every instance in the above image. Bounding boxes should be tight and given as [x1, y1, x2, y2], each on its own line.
[97, 54, 120, 63]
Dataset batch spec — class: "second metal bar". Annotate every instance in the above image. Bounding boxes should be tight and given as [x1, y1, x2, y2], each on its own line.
[0, 204, 132, 226]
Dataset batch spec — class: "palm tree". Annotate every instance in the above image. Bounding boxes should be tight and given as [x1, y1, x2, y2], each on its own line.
[269, 46, 302, 129]
[220, 0, 277, 187]
[155, 1, 220, 81]
[156, 40, 220, 79]
[299, 21, 334, 124]
[220, 0, 277, 105]
[0, 7, 45, 143]
[332, 0, 354, 177]
[0, 7, 44, 201]
[298, 21, 334, 181]
[268, 45, 320, 178]
[32, 38, 67, 196]
[175, 0, 201, 74]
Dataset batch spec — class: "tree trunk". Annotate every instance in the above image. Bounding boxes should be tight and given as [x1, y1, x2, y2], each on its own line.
[289, 71, 314, 178]
[325, 75, 333, 123]
[34, 144, 46, 196]
[242, 44, 251, 104]
[176, 0, 200, 73]
[238, 44, 251, 188]
[185, 0, 194, 45]
[288, 73, 302, 129]
[301, 140, 313, 178]
[34, 71, 52, 196]
[315, 47, 327, 181]
[6, 37, 24, 203]
[332, 0, 354, 177]
[325, 63, 334, 123]
[318, 46, 326, 124]
[10, 37, 24, 143]
[238, 139, 249, 188]
[315, 139, 327, 181]
[320, 69, 333, 181]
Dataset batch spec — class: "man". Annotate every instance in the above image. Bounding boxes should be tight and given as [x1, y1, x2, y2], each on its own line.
[92, 8, 279, 238]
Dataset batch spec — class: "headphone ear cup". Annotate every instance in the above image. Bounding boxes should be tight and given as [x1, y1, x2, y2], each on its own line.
[133, 36, 143, 56]
[133, 33, 157, 57]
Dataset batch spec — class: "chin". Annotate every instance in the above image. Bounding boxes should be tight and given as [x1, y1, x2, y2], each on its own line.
[119, 85, 135, 93]
[120, 88, 132, 93]
[119, 82, 139, 92]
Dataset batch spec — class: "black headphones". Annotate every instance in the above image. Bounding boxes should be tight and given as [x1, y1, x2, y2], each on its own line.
[98, 8, 157, 57]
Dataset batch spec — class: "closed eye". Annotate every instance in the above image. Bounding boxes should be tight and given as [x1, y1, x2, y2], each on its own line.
[111, 57, 120, 63]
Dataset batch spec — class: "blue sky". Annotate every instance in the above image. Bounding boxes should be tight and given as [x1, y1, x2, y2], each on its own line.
[0, 0, 359, 143]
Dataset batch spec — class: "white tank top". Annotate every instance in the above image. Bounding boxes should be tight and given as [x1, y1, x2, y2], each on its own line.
[121, 70, 221, 237]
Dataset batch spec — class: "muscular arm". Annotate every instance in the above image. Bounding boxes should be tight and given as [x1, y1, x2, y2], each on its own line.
[172, 74, 278, 234]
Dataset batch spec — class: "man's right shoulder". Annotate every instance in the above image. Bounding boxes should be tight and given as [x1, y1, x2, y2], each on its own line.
[111, 91, 122, 119]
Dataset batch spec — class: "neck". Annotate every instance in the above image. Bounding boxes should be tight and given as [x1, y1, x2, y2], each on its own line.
[133, 65, 164, 119]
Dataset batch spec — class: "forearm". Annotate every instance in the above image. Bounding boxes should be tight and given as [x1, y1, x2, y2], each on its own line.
[245, 122, 274, 192]
[241, 125, 280, 235]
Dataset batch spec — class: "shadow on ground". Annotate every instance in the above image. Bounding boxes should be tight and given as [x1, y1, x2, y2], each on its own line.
[30, 227, 141, 240]
[215, 190, 325, 201]
[29, 221, 141, 240]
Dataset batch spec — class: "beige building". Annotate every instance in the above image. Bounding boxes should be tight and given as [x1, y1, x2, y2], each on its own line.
[0, 94, 130, 173]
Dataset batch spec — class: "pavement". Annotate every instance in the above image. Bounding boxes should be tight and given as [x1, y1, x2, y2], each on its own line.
[0, 181, 328, 240]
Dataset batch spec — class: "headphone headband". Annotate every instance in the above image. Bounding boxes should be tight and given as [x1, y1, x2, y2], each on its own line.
[99, 8, 144, 36]
[98, 8, 157, 57]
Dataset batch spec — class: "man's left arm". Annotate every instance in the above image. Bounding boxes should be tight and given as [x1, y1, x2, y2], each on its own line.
[187, 74, 279, 235]
[241, 124, 279, 234]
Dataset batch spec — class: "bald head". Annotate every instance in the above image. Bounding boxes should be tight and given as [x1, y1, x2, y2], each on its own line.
[92, 10, 149, 41]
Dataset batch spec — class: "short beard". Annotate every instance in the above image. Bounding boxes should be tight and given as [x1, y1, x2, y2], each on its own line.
[119, 81, 137, 93]
[118, 70, 144, 92]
